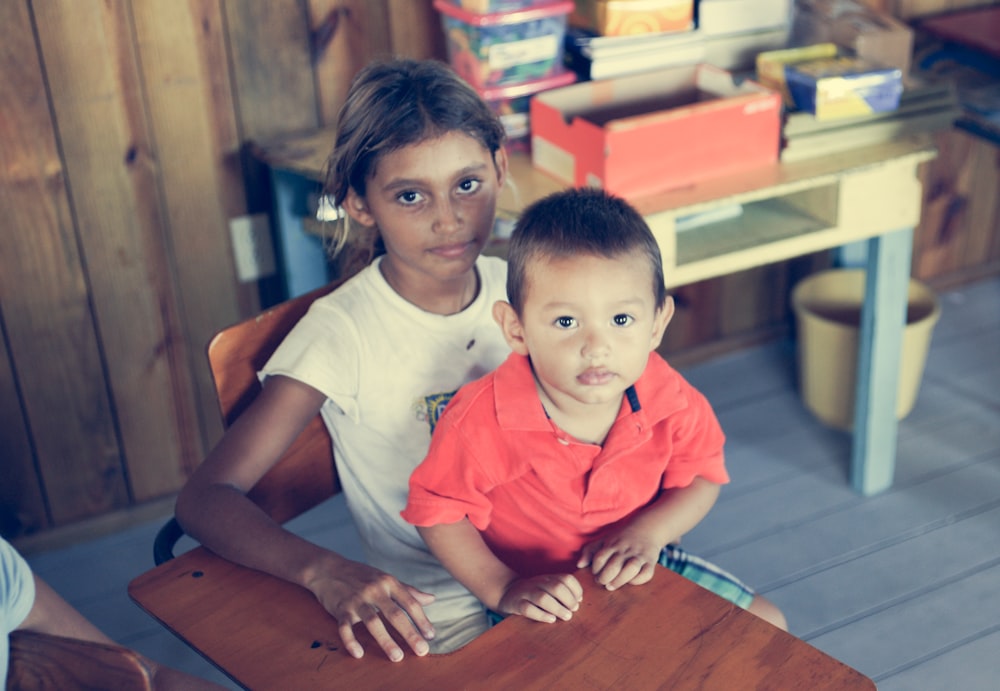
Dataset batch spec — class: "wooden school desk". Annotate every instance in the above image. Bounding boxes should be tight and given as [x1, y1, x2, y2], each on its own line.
[253, 131, 936, 496]
[129, 549, 873, 690]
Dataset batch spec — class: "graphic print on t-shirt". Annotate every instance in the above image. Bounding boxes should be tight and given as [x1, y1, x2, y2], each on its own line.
[416, 390, 457, 436]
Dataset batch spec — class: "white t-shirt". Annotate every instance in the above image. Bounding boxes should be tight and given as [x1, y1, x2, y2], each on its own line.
[2, 537, 35, 681]
[262, 255, 510, 624]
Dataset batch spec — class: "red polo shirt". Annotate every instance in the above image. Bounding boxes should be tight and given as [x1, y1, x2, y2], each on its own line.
[403, 352, 728, 576]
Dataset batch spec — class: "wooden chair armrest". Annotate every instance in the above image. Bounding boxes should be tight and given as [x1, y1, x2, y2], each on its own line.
[7, 630, 153, 691]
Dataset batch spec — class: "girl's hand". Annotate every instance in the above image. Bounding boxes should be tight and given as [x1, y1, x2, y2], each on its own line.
[577, 530, 661, 591]
[497, 573, 584, 623]
[307, 558, 436, 662]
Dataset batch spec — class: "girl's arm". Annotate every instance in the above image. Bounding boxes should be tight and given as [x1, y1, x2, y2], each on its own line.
[418, 519, 583, 623]
[577, 476, 721, 590]
[175, 375, 434, 662]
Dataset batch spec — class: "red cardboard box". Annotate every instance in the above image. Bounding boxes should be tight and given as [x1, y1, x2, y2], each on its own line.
[529, 63, 782, 197]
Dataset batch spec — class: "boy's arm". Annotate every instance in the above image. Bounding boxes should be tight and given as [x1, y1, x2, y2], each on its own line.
[578, 476, 721, 590]
[418, 520, 583, 622]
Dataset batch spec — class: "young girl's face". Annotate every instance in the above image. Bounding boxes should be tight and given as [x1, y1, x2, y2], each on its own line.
[344, 131, 506, 300]
[498, 250, 672, 415]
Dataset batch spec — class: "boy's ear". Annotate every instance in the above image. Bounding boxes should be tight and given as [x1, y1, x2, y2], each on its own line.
[343, 188, 375, 227]
[650, 295, 675, 351]
[492, 300, 529, 355]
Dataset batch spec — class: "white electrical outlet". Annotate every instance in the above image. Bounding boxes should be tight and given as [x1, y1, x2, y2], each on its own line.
[229, 214, 277, 282]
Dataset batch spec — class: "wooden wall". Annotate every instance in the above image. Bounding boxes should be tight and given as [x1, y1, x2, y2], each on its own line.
[1, 0, 443, 541]
[2, 0, 998, 542]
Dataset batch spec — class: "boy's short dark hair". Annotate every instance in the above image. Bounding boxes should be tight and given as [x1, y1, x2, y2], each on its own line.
[506, 187, 668, 314]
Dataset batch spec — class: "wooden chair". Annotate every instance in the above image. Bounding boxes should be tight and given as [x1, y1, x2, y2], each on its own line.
[154, 281, 343, 564]
[7, 630, 153, 691]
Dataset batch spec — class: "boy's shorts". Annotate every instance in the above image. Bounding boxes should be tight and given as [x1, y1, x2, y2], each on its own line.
[659, 544, 755, 609]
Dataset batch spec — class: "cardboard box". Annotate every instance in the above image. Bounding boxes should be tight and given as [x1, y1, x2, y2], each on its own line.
[791, 0, 914, 77]
[570, 0, 693, 37]
[530, 63, 782, 196]
[434, 0, 573, 89]
[757, 44, 903, 120]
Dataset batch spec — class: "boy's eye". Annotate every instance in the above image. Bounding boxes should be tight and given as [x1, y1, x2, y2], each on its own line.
[457, 178, 482, 194]
[398, 190, 424, 205]
[613, 314, 633, 326]
[554, 316, 577, 329]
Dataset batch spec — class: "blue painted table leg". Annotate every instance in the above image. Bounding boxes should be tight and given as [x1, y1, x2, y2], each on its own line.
[270, 169, 330, 299]
[851, 227, 914, 496]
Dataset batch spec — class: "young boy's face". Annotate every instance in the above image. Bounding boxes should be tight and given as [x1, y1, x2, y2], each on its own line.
[494, 249, 672, 413]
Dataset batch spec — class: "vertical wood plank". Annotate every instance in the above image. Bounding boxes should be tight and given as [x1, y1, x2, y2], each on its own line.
[0, 334, 48, 538]
[1, 0, 127, 525]
[308, 0, 392, 127]
[131, 0, 255, 471]
[961, 134, 1000, 266]
[223, 0, 319, 141]
[717, 265, 788, 338]
[388, 0, 447, 60]
[913, 129, 974, 280]
[661, 279, 723, 353]
[32, 1, 194, 505]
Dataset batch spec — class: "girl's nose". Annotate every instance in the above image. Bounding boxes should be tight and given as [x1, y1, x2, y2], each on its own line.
[433, 199, 461, 234]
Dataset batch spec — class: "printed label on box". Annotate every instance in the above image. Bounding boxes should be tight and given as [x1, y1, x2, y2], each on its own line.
[488, 35, 559, 70]
[531, 135, 576, 183]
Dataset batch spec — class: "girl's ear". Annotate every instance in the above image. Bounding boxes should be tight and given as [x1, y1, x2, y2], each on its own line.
[492, 300, 529, 355]
[493, 146, 509, 188]
[343, 189, 376, 227]
[650, 295, 675, 351]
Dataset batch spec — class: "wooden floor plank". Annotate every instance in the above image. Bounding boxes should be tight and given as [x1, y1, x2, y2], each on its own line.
[767, 505, 1000, 638]
[809, 562, 1000, 681]
[690, 460, 1000, 592]
[876, 628, 1000, 691]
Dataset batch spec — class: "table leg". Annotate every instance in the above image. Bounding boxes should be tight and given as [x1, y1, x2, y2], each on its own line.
[851, 227, 914, 496]
[270, 169, 329, 300]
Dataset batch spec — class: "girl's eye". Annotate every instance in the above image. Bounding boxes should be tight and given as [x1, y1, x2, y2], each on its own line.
[398, 190, 424, 205]
[613, 314, 633, 327]
[554, 316, 577, 329]
[457, 178, 482, 194]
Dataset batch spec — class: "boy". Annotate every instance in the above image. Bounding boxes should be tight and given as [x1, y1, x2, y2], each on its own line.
[402, 188, 786, 630]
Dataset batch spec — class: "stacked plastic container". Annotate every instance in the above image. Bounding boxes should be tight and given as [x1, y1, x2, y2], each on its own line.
[434, 0, 576, 152]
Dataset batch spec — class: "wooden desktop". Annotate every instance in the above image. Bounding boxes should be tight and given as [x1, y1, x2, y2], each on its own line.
[129, 547, 873, 690]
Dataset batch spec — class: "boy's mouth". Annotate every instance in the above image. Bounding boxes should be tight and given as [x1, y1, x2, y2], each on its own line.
[577, 368, 615, 386]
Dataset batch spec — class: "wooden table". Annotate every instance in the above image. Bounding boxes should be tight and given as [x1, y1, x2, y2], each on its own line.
[253, 132, 936, 496]
[129, 547, 873, 690]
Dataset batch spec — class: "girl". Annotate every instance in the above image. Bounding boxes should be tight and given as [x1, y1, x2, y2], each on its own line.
[175, 59, 510, 663]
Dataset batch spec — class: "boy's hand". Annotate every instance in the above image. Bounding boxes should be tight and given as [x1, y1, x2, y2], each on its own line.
[577, 531, 661, 591]
[497, 573, 584, 623]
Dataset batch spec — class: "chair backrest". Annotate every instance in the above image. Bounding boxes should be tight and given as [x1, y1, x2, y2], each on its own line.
[7, 630, 153, 691]
[206, 281, 342, 525]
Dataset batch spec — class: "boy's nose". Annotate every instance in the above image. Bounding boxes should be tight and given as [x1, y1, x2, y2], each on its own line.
[581, 329, 610, 360]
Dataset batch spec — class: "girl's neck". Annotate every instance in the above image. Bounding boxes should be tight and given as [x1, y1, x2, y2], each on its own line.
[379, 260, 480, 316]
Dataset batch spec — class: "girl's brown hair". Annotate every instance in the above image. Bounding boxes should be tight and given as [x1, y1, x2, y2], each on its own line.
[323, 58, 506, 259]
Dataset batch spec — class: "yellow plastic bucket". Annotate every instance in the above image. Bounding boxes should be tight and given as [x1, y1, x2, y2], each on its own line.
[791, 269, 940, 431]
